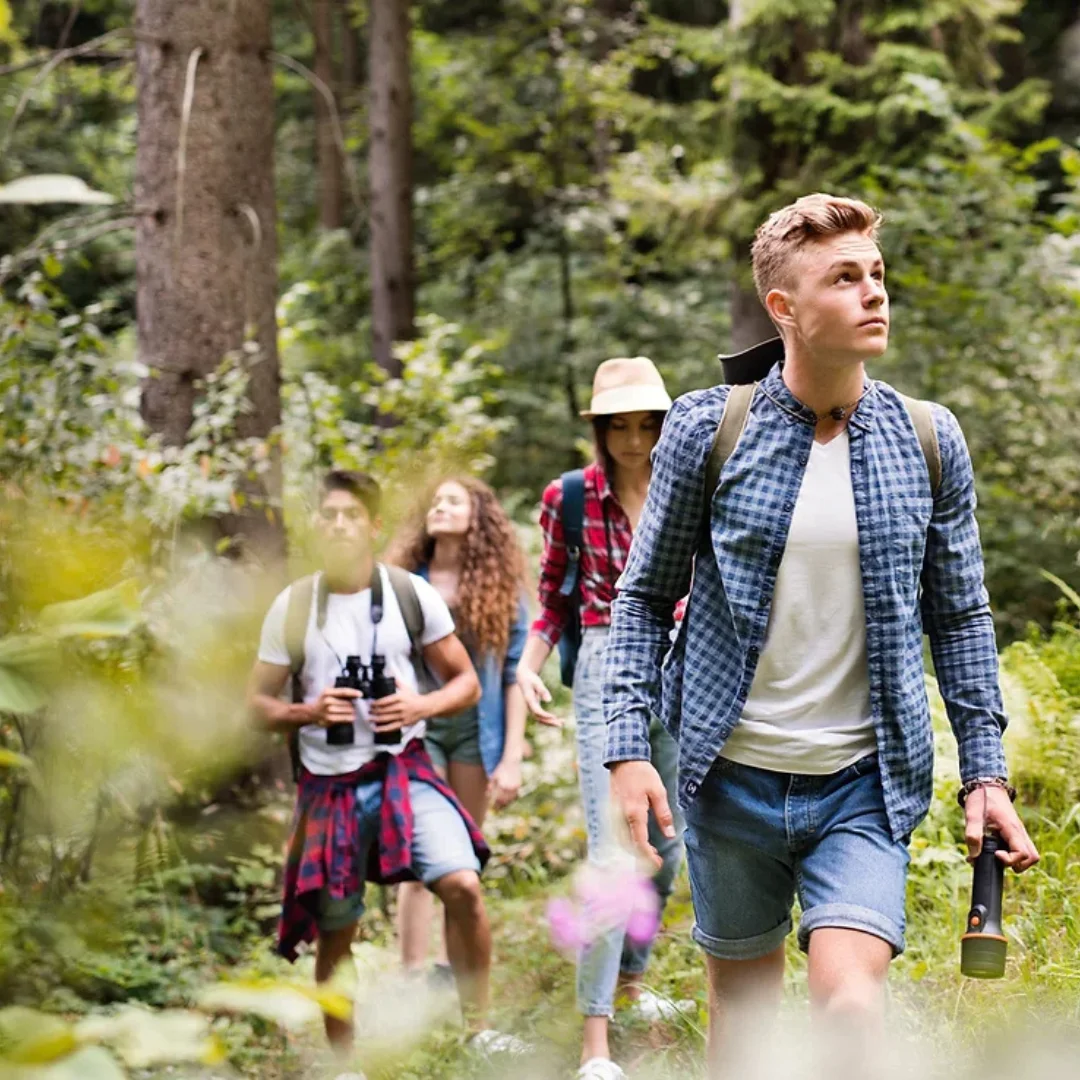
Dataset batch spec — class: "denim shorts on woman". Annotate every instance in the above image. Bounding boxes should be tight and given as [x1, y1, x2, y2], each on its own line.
[684, 754, 909, 960]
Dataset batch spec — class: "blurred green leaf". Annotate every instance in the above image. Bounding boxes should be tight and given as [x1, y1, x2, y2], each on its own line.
[1041, 571, 1080, 614]
[75, 1008, 222, 1069]
[0, 1008, 77, 1065]
[197, 978, 352, 1029]
[38, 581, 141, 640]
[0, 748, 32, 770]
[0, 636, 55, 714]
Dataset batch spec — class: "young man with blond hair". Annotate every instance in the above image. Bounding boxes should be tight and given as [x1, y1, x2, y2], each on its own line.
[602, 194, 1039, 1066]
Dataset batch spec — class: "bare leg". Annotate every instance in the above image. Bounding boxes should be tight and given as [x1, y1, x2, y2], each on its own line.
[431, 762, 491, 969]
[398, 880, 436, 972]
[447, 761, 489, 830]
[581, 1015, 613, 1064]
[315, 923, 358, 1050]
[430, 868, 491, 1031]
[807, 927, 891, 1069]
[705, 947, 785, 1076]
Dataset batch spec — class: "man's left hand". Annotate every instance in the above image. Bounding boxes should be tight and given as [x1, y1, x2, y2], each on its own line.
[964, 784, 1040, 872]
[369, 687, 427, 732]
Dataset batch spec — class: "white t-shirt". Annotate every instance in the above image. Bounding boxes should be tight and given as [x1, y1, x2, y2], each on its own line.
[258, 567, 455, 774]
[720, 431, 877, 774]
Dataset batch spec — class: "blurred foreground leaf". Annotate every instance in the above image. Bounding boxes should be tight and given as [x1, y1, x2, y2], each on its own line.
[75, 1008, 223, 1069]
[0, 636, 54, 714]
[38, 581, 141, 639]
[198, 977, 352, 1029]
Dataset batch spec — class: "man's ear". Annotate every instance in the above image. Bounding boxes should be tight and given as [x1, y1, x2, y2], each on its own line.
[764, 287, 796, 332]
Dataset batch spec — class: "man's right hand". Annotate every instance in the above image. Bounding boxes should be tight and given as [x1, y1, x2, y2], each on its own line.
[610, 759, 675, 870]
[307, 686, 361, 728]
[516, 665, 561, 727]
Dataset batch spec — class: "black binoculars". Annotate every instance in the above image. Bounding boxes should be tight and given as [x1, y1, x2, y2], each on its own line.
[960, 830, 1007, 979]
[328, 654, 400, 747]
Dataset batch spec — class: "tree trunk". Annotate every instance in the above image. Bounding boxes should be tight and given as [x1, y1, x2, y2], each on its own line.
[727, 0, 779, 354]
[135, 0, 284, 561]
[369, 0, 414, 381]
[314, 0, 344, 229]
[340, 0, 363, 91]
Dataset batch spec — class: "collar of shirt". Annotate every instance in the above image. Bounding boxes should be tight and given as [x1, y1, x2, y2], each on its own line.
[759, 361, 877, 433]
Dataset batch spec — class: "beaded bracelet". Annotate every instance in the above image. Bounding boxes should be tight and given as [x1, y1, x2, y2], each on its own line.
[956, 776, 1017, 808]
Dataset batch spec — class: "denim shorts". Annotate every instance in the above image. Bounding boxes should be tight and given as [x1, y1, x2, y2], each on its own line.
[684, 754, 909, 960]
[424, 707, 483, 772]
[316, 776, 482, 933]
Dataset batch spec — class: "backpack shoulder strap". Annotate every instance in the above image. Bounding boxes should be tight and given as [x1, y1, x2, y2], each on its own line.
[384, 564, 436, 692]
[705, 383, 756, 509]
[558, 469, 586, 598]
[283, 573, 324, 783]
[899, 395, 942, 497]
[385, 564, 426, 651]
[284, 574, 318, 701]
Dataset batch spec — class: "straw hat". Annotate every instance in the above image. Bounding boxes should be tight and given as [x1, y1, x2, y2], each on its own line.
[580, 356, 673, 419]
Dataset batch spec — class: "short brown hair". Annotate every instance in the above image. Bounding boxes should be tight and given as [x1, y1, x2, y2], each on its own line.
[321, 470, 381, 518]
[751, 194, 882, 303]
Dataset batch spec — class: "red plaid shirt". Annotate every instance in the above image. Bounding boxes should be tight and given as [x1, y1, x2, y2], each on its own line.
[533, 463, 632, 647]
[533, 462, 686, 646]
[277, 738, 489, 961]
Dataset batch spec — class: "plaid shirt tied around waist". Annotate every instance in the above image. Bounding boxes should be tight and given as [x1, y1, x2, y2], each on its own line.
[603, 362, 1008, 842]
[277, 738, 490, 960]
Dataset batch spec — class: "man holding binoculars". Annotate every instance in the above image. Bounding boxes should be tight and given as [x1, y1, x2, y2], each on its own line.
[247, 470, 508, 1064]
[603, 194, 1040, 1070]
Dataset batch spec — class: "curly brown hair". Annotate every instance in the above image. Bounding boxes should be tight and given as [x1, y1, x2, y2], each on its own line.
[388, 476, 525, 658]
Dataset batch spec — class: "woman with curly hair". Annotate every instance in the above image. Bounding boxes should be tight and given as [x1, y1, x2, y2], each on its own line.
[390, 476, 530, 984]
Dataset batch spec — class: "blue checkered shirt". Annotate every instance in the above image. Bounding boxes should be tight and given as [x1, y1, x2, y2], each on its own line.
[603, 361, 1008, 841]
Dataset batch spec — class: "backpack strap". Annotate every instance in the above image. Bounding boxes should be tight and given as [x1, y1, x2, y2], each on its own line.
[704, 382, 756, 516]
[899, 395, 942, 497]
[558, 469, 586, 599]
[283, 573, 327, 782]
[384, 564, 436, 693]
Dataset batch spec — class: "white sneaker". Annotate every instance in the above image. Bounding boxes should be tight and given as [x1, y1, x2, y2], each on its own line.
[627, 988, 695, 1023]
[577, 1058, 627, 1080]
[469, 1028, 531, 1056]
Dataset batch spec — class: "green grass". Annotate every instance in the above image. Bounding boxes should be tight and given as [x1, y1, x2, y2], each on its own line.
[320, 632, 1080, 1079]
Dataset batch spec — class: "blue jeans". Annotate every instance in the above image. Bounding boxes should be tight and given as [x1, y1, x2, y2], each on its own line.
[573, 626, 685, 1017]
[685, 754, 909, 960]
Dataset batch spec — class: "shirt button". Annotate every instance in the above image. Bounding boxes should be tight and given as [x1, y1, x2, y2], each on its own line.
[784, 501, 795, 513]
[686, 780, 699, 796]
[748, 645, 759, 657]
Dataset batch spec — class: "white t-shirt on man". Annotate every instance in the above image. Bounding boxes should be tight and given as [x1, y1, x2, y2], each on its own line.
[258, 566, 455, 774]
[720, 430, 878, 774]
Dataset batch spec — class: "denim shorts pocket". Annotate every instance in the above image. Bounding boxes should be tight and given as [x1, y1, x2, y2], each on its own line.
[845, 753, 879, 779]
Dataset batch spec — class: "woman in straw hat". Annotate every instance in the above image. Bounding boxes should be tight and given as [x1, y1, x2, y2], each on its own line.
[517, 357, 687, 1080]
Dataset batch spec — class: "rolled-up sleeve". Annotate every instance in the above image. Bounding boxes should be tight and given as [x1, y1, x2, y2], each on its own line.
[603, 391, 720, 765]
[920, 405, 1008, 781]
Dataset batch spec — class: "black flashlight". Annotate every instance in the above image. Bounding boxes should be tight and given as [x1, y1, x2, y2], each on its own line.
[960, 830, 1007, 979]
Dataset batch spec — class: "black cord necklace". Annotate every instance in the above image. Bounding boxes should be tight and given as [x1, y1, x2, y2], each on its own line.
[814, 388, 869, 423]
